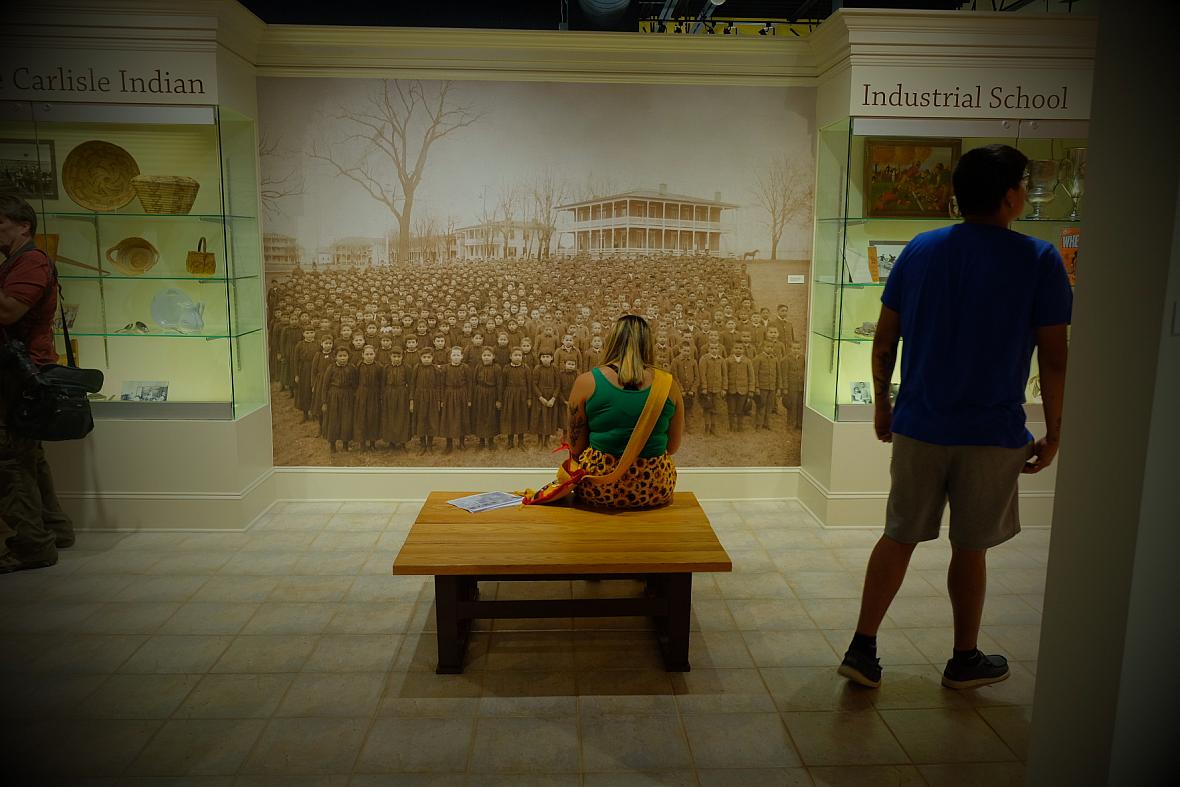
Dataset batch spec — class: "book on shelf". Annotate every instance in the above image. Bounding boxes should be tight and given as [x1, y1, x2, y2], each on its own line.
[1058, 226, 1079, 286]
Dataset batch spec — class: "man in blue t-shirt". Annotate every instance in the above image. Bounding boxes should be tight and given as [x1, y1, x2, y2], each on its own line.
[838, 145, 1072, 691]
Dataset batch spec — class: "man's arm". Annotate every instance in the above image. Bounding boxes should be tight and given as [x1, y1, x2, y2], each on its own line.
[0, 289, 32, 326]
[871, 305, 902, 442]
[1025, 324, 1068, 474]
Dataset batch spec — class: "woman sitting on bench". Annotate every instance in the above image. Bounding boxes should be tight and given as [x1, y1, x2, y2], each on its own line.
[566, 315, 685, 508]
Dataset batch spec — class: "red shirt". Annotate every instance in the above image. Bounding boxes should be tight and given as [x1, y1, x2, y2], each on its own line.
[0, 243, 58, 366]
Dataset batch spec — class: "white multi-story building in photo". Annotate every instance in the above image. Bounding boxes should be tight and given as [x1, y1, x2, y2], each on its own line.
[555, 184, 737, 256]
[449, 220, 549, 260]
[328, 236, 383, 268]
[262, 233, 302, 273]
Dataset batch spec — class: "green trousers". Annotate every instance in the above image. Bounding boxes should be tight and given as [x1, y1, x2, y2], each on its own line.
[0, 421, 72, 561]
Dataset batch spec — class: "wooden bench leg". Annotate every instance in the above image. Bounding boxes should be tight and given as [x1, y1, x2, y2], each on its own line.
[659, 572, 692, 672]
[434, 576, 471, 674]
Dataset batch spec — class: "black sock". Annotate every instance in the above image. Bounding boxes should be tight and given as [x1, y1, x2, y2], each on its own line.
[850, 632, 877, 655]
[952, 647, 980, 664]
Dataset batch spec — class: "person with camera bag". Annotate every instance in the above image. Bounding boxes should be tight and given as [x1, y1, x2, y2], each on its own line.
[0, 195, 75, 573]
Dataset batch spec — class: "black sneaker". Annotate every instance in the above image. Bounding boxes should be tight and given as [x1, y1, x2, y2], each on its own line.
[837, 648, 882, 688]
[942, 650, 1010, 689]
[0, 551, 57, 574]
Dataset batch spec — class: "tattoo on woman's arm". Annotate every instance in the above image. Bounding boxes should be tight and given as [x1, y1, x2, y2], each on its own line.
[569, 406, 587, 446]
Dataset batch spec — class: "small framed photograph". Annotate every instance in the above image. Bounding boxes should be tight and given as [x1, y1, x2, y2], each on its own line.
[120, 380, 170, 403]
[850, 380, 873, 404]
[0, 138, 58, 200]
[864, 137, 959, 218]
[868, 240, 908, 283]
[52, 303, 79, 331]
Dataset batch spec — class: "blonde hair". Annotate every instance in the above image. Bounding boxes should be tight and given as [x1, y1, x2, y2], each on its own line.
[602, 315, 653, 388]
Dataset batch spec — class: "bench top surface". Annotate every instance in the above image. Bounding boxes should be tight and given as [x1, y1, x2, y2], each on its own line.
[393, 491, 732, 575]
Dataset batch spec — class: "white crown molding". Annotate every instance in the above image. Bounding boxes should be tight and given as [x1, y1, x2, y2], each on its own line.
[255, 26, 814, 86]
[810, 9, 1096, 81]
[10, 0, 265, 65]
[7, 4, 1095, 89]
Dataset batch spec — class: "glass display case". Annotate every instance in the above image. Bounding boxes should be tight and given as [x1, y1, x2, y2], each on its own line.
[808, 117, 1085, 421]
[1, 100, 266, 419]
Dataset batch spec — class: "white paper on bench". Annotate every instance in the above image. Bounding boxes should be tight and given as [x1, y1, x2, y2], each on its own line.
[447, 491, 524, 513]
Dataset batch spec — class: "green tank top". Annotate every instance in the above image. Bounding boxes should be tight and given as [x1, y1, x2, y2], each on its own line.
[585, 367, 676, 458]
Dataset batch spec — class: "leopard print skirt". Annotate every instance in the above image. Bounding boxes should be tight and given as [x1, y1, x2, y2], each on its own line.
[575, 446, 677, 509]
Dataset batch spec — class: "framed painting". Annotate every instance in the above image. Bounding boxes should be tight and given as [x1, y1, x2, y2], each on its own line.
[0, 138, 58, 200]
[864, 137, 960, 219]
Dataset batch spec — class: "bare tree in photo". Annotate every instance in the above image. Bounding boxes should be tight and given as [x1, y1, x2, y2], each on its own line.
[753, 154, 815, 261]
[530, 168, 568, 260]
[309, 80, 485, 264]
[444, 214, 459, 261]
[578, 173, 619, 202]
[493, 183, 523, 259]
[258, 132, 304, 218]
[413, 213, 440, 264]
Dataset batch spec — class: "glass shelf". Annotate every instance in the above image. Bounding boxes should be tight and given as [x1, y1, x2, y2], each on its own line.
[814, 279, 886, 289]
[47, 212, 257, 221]
[812, 329, 877, 344]
[56, 327, 264, 340]
[58, 273, 261, 282]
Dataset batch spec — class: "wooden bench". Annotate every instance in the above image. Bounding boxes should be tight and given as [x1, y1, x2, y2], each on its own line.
[393, 491, 733, 674]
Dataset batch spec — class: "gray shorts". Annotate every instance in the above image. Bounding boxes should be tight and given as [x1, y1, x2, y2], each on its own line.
[884, 433, 1034, 550]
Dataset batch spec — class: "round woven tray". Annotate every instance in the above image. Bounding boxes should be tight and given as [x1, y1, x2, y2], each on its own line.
[62, 140, 140, 212]
[132, 175, 200, 215]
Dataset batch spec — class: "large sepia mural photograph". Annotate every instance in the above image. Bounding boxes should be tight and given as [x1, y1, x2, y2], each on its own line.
[259, 78, 816, 468]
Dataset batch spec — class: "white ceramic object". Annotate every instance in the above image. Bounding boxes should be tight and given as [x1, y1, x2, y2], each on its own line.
[151, 288, 206, 334]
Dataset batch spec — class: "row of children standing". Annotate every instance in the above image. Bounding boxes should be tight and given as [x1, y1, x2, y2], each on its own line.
[293, 333, 582, 453]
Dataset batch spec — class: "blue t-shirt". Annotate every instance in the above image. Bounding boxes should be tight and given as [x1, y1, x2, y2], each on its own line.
[881, 223, 1072, 448]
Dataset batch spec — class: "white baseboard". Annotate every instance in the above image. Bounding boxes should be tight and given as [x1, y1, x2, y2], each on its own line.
[61, 466, 801, 531]
[62, 471, 275, 532]
[798, 468, 1056, 527]
[272, 466, 801, 502]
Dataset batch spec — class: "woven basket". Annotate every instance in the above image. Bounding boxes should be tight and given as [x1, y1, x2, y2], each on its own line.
[131, 175, 200, 215]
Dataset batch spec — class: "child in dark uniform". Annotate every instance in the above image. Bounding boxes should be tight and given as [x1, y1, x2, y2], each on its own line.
[310, 335, 335, 435]
[439, 346, 472, 454]
[410, 349, 441, 454]
[354, 345, 383, 450]
[531, 350, 560, 448]
[292, 327, 319, 421]
[322, 347, 358, 453]
[500, 347, 530, 450]
[494, 332, 511, 366]
[381, 348, 411, 450]
[471, 347, 501, 450]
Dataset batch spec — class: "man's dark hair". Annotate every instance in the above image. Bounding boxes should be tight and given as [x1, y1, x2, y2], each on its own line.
[0, 193, 37, 236]
[952, 144, 1029, 217]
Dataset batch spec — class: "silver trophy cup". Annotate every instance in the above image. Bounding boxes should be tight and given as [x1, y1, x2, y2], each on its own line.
[1057, 147, 1087, 221]
[1025, 160, 1058, 221]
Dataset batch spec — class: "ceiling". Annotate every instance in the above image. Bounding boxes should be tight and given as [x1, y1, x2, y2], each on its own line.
[237, 1, 971, 31]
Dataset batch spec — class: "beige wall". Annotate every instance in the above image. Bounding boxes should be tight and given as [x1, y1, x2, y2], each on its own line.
[1027, 2, 1178, 783]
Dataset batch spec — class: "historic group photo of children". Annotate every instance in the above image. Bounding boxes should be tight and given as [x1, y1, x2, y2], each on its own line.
[258, 77, 817, 467]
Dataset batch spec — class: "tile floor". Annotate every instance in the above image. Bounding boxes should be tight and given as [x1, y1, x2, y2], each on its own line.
[0, 499, 1048, 785]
